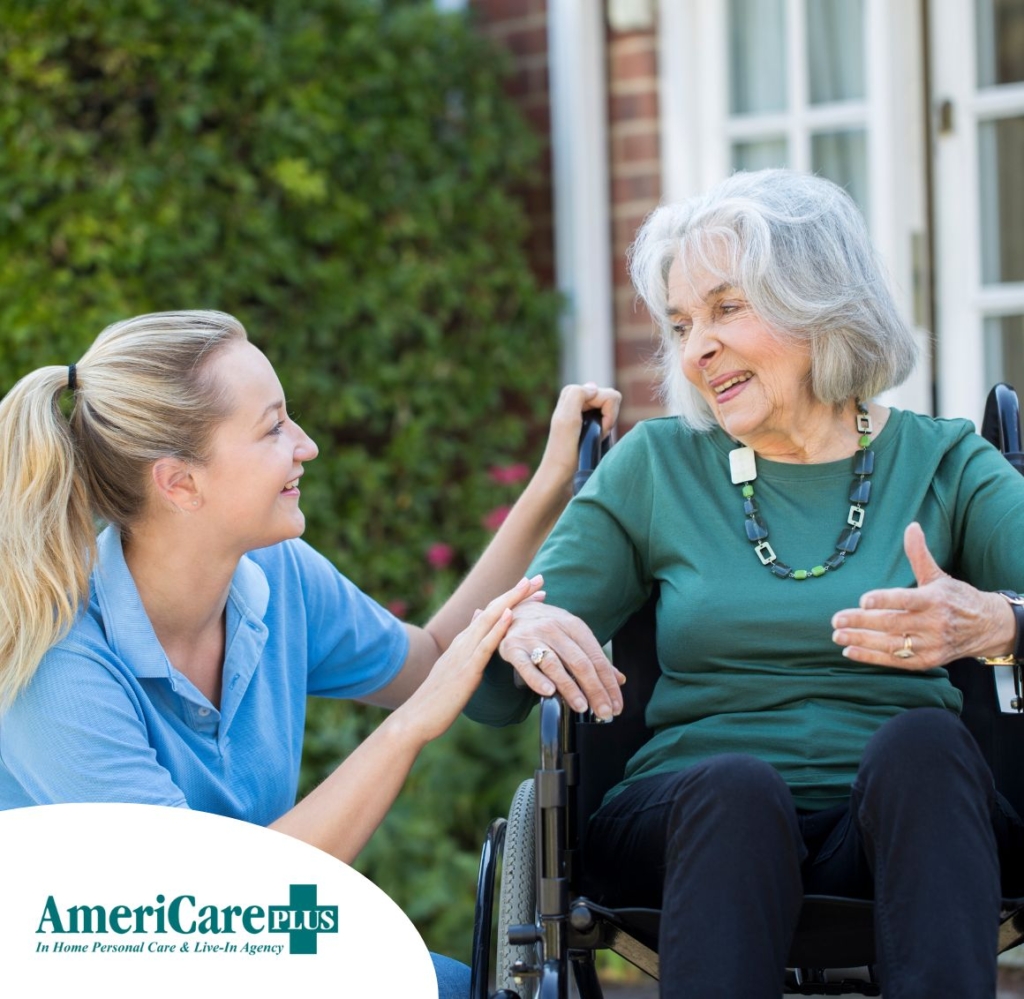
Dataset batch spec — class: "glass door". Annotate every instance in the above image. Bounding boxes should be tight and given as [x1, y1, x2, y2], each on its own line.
[727, 0, 869, 214]
[931, 0, 1024, 422]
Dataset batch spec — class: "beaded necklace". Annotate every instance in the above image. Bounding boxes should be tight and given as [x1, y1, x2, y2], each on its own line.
[730, 401, 874, 580]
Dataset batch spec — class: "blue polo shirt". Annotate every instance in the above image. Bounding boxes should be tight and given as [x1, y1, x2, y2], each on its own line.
[0, 527, 409, 824]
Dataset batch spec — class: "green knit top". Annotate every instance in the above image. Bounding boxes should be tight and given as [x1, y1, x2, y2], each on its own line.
[465, 409, 1024, 810]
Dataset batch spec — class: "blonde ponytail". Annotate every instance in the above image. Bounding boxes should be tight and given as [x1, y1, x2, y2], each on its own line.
[0, 367, 94, 708]
[0, 310, 246, 708]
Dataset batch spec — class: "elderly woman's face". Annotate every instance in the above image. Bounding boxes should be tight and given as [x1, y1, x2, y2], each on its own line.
[667, 257, 818, 449]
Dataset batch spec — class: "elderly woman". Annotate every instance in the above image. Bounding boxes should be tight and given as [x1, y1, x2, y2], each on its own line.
[466, 169, 1024, 997]
[0, 310, 619, 998]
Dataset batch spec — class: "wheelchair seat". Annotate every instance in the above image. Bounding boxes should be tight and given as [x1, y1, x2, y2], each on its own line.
[471, 385, 1024, 999]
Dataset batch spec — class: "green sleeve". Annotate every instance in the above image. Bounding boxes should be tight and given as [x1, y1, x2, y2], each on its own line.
[943, 434, 1024, 591]
[464, 423, 658, 726]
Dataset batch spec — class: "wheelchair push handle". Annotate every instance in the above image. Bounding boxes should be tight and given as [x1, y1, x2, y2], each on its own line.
[982, 382, 1024, 476]
[573, 409, 607, 496]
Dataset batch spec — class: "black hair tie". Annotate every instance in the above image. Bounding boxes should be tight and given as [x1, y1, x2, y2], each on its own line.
[67, 364, 77, 392]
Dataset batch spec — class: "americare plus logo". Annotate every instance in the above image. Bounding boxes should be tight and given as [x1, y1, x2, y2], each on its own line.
[35, 884, 338, 957]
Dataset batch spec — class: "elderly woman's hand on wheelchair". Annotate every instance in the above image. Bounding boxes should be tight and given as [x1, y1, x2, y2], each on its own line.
[498, 601, 625, 721]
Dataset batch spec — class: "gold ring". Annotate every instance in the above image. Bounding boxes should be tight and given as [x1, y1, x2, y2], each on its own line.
[530, 647, 549, 666]
[894, 635, 915, 660]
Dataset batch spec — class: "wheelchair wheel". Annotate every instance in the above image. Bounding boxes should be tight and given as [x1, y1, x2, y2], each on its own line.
[496, 778, 537, 999]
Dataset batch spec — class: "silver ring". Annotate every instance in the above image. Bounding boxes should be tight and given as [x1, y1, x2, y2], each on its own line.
[894, 635, 915, 660]
[530, 647, 549, 667]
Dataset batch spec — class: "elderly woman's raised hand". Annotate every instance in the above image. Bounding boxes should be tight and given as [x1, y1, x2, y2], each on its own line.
[498, 600, 625, 721]
[831, 522, 1017, 670]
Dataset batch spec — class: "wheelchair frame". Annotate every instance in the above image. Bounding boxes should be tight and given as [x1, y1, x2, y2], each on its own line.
[471, 387, 1024, 999]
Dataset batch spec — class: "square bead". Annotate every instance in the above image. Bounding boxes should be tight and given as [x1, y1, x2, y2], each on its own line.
[849, 478, 872, 504]
[853, 449, 875, 475]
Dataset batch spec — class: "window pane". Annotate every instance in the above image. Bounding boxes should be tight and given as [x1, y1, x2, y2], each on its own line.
[811, 129, 868, 217]
[729, 0, 787, 114]
[807, 0, 866, 103]
[732, 138, 789, 171]
[984, 315, 1024, 393]
[979, 116, 1024, 284]
[976, 0, 1024, 87]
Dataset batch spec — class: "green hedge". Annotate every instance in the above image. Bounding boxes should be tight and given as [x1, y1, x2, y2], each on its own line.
[1, 0, 553, 959]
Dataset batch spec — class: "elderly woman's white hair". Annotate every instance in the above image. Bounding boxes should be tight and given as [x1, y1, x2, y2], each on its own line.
[628, 169, 919, 431]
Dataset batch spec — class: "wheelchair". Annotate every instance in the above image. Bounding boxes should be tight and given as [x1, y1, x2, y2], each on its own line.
[470, 385, 1024, 999]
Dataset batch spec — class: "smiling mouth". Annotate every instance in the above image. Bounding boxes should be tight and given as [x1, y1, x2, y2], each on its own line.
[712, 372, 753, 395]
[283, 479, 300, 491]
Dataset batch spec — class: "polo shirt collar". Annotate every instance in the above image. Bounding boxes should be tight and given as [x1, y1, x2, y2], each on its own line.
[93, 526, 270, 681]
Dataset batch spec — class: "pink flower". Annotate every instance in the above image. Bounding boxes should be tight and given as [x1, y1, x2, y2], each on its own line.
[488, 463, 530, 485]
[482, 504, 511, 531]
[426, 542, 455, 569]
[387, 600, 408, 619]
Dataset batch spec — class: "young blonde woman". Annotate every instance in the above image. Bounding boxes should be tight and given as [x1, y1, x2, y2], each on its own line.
[0, 310, 619, 998]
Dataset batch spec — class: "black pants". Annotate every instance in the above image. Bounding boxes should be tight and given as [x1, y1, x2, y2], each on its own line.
[584, 709, 1023, 999]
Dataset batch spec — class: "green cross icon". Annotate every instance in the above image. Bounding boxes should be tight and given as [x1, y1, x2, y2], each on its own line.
[268, 884, 338, 954]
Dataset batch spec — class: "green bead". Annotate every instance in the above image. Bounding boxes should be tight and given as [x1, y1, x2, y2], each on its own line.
[793, 569, 809, 580]
[859, 434, 871, 448]
[811, 565, 826, 576]
[742, 484, 754, 497]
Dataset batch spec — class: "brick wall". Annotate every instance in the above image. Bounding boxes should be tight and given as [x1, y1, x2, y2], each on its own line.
[470, 0, 555, 288]
[471, 1, 665, 430]
[606, 19, 663, 428]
